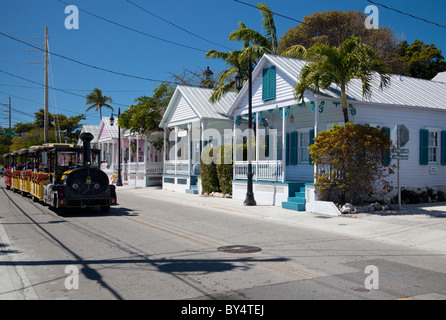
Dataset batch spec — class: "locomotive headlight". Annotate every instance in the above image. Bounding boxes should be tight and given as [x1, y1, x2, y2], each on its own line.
[72, 183, 79, 190]
[94, 183, 100, 190]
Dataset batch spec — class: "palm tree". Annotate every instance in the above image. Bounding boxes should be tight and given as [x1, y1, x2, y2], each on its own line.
[206, 3, 306, 102]
[85, 88, 113, 119]
[294, 37, 391, 123]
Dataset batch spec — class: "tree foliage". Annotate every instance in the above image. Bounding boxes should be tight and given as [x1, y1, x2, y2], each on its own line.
[85, 88, 113, 119]
[310, 123, 394, 204]
[206, 3, 306, 102]
[119, 83, 173, 136]
[294, 37, 391, 123]
[278, 10, 409, 75]
[397, 39, 446, 79]
[200, 145, 233, 195]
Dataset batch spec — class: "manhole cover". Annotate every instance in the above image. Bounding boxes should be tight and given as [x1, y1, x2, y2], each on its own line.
[217, 245, 262, 254]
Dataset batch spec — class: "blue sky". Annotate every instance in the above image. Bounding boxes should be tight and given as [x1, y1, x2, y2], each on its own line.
[1, 0, 445, 128]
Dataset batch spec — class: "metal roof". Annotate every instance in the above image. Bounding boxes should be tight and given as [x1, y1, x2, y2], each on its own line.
[432, 71, 446, 83]
[160, 85, 236, 127]
[263, 54, 446, 110]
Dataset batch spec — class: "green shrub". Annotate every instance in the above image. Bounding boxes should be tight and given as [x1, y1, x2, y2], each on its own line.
[310, 123, 394, 204]
[216, 145, 233, 195]
[200, 146, 219, 194]
[200, 145, 234, 195]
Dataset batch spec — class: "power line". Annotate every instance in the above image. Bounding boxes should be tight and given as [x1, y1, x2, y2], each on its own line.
[0, 90, 85, 116]
[0, 83, 152, 93]
[0, 31, 193, 87]
[0, 31, 180, 85]
[55, 0, 208, 53]
[125, 0, 234, 51]
[366, 0, 446, 29]
[0, 69, 128, 107]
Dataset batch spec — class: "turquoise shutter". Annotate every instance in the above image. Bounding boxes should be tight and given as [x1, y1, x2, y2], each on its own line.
[420, 129, 429, 165]
[286, 132, 290, 165]
[290, 132, 298, 165]
[262, 66, 276, 101]
[382, 127, 391, 165]
[441, 131, 446, 165]
[309, 129, 315, 165]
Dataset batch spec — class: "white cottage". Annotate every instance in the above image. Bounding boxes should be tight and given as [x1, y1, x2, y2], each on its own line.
[89, 117, 163, 186]
[159, 85, 236, 193]
[228, 54, 446, 213]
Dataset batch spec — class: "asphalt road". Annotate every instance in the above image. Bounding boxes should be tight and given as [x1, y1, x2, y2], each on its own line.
[1, 181, 446, 302]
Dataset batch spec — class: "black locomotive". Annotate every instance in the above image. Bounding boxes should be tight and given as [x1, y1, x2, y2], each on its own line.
[4, 132, 117, 215]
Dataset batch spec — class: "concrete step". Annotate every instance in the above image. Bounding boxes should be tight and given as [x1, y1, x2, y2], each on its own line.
[282, 201, 306, 212]
[287, 196, 305, 204]
[294, 192, 306, 199]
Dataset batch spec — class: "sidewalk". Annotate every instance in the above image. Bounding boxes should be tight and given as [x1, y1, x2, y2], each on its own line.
[118, 185, 446, 255]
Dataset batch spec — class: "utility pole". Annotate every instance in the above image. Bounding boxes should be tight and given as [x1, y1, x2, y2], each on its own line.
[44, 27, 49, 143]
[8, 97, 11, 129]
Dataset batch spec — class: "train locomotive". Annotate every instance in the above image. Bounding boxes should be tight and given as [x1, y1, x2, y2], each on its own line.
[3, 132, 117, 215]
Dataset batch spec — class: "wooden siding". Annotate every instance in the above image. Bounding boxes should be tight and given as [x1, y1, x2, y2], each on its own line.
[166, 95, 199, 127]
[356, 104, 446, 188]
[235, 61, 296, 115]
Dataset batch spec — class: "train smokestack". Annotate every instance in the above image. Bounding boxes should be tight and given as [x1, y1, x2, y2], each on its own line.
[80, 132, 94, 166]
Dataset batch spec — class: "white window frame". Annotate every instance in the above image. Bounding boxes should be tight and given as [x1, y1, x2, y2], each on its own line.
[425, 127, 441, 164]
[297, 127, 312, 165]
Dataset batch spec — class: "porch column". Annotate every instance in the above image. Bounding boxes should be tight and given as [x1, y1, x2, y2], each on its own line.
[163, 128, 167, 175]
[187, 123, 192, 176]
[255, 112, 259, 181]
[111, 139, 115, 168]
[314, 95, 319, 183]
[233, 116, 237, 179]
[200, 121, 205, 153]
[282, 106, 287, 182]
[144, 134, 147, 174]
[136, 135, 139, 175]
[175, 126, 178, 175]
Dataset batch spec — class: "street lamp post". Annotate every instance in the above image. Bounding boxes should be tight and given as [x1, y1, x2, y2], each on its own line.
[235, 57, 256, 206]
[110, 108, 123, 186]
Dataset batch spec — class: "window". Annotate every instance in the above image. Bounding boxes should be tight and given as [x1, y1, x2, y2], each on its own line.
[299, 131, 310, 164]
[429, 131, 439, 163]
[420, 128, 446, 165]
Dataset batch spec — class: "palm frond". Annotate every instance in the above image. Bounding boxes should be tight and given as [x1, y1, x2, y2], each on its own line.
[257, 3, 278, 53]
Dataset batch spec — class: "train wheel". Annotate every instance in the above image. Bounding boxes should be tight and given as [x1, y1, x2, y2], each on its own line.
[100, 206, 110, 213]
[32, 195, 38, 202]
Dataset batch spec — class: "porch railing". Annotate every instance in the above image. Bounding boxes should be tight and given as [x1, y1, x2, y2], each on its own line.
[316, 163, 344, 181]
[234, 161, 283, 181]
[164, 160, 189, 175]
[107, 162, 163, 174]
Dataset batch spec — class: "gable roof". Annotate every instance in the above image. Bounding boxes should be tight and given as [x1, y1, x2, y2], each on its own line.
[77, 124, 100, 146]
[159, 85, 236, 127]
[229, 54, 446, 114]
[432, 71, 446, 83]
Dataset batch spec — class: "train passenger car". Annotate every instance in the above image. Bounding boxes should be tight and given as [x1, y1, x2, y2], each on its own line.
[3, 132, 117, 215]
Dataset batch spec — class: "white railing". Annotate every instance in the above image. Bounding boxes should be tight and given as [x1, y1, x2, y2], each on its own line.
[164, 160, 189, 175]
[234, 161, 283, 181]
[109, 162, 163, 174]
[316, 163, 343, 181]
